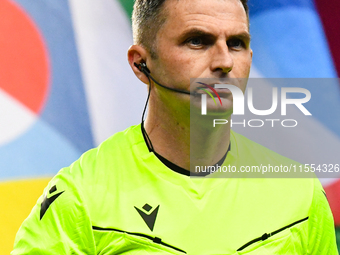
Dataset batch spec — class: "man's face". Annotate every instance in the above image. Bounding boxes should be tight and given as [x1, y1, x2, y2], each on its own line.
[148, 0, 252, 115]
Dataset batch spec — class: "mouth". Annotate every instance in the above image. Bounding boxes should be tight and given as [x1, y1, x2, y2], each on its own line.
[212, 88, 232, 96]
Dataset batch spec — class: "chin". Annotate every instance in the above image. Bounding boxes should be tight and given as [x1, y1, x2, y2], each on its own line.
[206, 108, 233, 118]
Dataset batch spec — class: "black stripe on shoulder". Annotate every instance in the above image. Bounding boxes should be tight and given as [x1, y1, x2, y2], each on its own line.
[40, 190, 65, 220]
[92, 226, 186, 253]
[237, 216, 309, 251]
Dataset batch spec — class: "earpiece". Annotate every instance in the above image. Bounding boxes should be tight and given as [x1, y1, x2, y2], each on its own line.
[134, 62, 150, 75]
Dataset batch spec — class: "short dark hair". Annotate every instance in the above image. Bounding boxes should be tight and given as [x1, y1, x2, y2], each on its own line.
[132, 0, 249, 58]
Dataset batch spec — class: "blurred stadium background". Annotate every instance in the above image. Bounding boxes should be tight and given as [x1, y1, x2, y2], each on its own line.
[1, 0, 339, 253]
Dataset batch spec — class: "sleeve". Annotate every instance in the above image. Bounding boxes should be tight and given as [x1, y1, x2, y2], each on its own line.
[11, 168, 96, 255]
[308, 178, 339, 255]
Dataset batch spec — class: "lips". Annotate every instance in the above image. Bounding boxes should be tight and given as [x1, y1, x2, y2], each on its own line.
[213, 88, 232, 95]
[194, 82, 232, 96]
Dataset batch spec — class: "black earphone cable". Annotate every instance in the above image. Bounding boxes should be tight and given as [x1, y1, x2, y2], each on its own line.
[134, 62, 192, 95]
[137, 62, 230, 174]
[141, 74, 154, 152]
[147, 73, 191, 95]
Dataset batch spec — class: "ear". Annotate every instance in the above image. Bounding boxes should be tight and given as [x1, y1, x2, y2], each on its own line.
[127, 45, 150, 85]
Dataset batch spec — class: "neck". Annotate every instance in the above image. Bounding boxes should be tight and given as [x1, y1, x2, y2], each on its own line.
[144, 94, 231, 172]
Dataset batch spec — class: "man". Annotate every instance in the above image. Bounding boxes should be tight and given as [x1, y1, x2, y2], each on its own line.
[12, 0, 338, 254]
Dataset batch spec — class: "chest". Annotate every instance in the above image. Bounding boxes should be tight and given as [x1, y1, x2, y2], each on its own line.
[86, 179, 309, 254]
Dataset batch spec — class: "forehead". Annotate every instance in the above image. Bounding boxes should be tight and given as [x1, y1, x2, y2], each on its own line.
[160, 0, 249, 36]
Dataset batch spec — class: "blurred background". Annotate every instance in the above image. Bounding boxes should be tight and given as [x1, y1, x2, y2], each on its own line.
[1, 0, 339, 253]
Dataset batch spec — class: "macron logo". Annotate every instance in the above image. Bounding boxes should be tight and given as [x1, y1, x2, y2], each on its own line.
[40, 185, 64, 220]
[134, 204, 160, 232]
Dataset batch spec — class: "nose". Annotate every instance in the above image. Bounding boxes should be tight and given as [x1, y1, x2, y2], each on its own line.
[210, 41, 234, 76]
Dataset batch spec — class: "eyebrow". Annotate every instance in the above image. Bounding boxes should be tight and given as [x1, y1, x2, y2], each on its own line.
[232, 32, 251, 42]
[179, 28, 251, 42]
[179, 28, 216, 42]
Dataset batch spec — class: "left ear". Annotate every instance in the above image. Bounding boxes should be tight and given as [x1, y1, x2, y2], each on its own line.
[127, 45, 150, 85]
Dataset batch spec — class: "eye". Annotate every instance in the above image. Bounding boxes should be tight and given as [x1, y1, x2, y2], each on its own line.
[227, 38, 245, 50]
[182, 34, 214, 49]
[187, 37, 203, 46]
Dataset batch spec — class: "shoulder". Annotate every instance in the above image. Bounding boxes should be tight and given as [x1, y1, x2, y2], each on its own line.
[60, 124, 143, 184]
[229, 130, 315, 178]
[307, 178, 338, 253]
[230, 130, 295, 163]
[226, 131, 317, 219]
[229, 132, 338, 252]
[33, 125, 144, 218]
